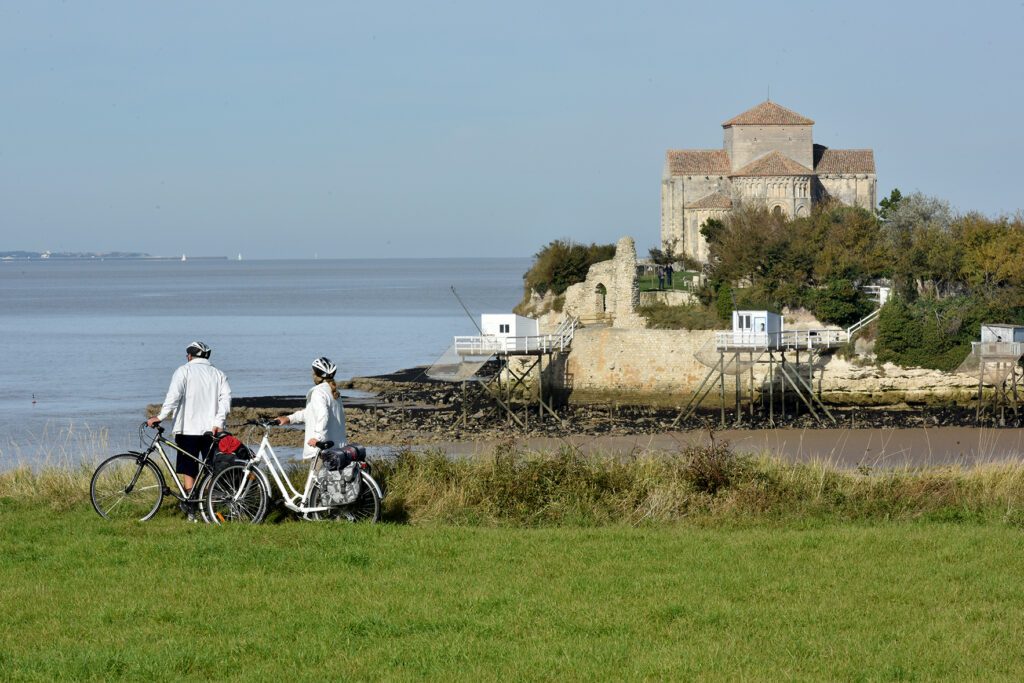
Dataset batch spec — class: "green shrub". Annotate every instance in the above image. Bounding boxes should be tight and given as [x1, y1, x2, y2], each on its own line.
[810, 279, 874, 327]
[874, 295, 1014, 371]
[638, 302, 724, 329]
[520, 240, 616, 299]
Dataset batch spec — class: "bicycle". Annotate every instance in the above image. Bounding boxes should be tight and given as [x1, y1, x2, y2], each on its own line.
[90, 424, 217, 522]
[204, 419, 383, 524]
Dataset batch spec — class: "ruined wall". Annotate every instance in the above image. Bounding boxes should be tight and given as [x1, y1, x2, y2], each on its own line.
[557, 327, 977, 407]
[563, 236, 645, 329]
[561, 327, 719, 403]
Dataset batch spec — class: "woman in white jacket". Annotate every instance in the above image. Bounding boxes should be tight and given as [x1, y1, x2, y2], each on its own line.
[276, 357, 346, 459]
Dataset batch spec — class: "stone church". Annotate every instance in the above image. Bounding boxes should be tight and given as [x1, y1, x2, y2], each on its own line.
[661, 101, 876, 261]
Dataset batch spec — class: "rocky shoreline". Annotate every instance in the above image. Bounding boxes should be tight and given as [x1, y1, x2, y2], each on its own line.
[154, 365, 1021, 450]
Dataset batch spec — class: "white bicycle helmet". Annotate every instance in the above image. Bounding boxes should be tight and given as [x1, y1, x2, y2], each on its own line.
[186, 341, 212, 358]
[312, 356, 337, 378]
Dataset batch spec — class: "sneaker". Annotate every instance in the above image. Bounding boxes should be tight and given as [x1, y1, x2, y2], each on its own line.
[178, 501, 198, 523]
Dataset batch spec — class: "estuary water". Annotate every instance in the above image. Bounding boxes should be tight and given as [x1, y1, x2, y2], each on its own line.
[0, 257, 528, 463]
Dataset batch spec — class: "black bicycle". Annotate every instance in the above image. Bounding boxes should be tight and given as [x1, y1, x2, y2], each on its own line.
[89, 424, 217, 522]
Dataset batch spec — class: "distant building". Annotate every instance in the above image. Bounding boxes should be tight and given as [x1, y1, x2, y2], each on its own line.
[661, 101, 877, 262]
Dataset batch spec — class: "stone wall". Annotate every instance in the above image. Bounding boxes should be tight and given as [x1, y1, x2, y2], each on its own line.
[817, 174, 877, 211]
[556, 326, 977, 407]
[561, 327, 719, 403]
[725, 125, 814, 170]
[639, 290, 698, 306]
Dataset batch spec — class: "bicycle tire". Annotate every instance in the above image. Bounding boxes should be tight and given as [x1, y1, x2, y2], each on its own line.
[193, 472, 213, 524]
[206, 465, 270, 525]
[90, 454, 165, 521]
[307, 471, 381, 523]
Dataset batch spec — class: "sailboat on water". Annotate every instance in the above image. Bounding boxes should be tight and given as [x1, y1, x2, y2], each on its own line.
[181, 254, 187, 262]
[237, 253, 242, 261]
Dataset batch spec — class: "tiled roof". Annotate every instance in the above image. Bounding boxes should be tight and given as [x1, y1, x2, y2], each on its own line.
[730, 151, 813, 177]
[666, 149, 731, 175]
[814, 148, 876, 174]
[723, 101, 814, 127]
[685, 192, 733, 210]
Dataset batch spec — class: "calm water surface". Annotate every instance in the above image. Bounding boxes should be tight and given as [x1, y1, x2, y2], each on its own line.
[0, 258, 528, 462]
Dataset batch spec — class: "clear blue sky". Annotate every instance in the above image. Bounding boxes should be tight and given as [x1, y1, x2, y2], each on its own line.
[2, 1, 1021, 258]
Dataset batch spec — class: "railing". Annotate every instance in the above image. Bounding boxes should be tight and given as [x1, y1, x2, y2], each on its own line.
[454, 315, 579, 356]
[971, 341, 1024, 359]
[846, 308, 881, 337]
[715, 329, 848, 351]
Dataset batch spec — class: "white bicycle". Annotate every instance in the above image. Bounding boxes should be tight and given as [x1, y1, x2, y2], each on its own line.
[204, 420, 383, 524]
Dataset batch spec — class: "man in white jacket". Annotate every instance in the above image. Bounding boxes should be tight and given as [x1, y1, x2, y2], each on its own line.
[276, 356, 345, 460]
[146, 341, 232, 496]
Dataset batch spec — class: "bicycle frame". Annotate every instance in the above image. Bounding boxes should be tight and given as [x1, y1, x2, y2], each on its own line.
[244, 431, 330, 515]
[142, 430, 211, 501]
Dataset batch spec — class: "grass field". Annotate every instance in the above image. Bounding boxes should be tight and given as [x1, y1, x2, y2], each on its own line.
[1, 501, 1023, 680]
[4, 445, 1024, 679]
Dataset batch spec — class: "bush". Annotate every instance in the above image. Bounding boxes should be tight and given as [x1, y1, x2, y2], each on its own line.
[874, 295, 1012, 371]
[520, 240, 616, 299]
[810, 279, 874, 328]
[638, 302, 724, 330]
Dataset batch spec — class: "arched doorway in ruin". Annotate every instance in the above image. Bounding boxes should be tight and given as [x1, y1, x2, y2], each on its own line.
[595, 283, 607, 314]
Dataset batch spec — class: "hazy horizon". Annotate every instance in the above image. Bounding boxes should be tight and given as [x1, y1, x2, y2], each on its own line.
[2, 1, 1022, 259]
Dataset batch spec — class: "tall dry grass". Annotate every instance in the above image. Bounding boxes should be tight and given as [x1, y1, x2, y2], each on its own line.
[5, 432, 1024, 524]
[0, 424, 114, 510]
[375, 442, 1024, 526]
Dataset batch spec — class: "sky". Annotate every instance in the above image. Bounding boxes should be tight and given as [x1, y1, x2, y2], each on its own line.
[1, 1, 1022, 259]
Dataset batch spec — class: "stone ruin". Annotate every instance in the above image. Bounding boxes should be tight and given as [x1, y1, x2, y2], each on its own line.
[562, 236, 646, 329]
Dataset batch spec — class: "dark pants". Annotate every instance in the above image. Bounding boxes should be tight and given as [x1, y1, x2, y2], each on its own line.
[175, 433, 213, 479]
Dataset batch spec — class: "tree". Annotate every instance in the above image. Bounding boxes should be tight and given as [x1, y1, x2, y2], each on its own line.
[810, 279, 873, 328]
[520, 239, 616, 297]
[879, 192, 955, 299]
[878, 188, 903, 218]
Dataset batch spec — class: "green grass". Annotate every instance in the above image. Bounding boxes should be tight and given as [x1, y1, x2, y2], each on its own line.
[6, 445, 1024, 678]
[1, 502, 1023, 680]
[638, 270, 698, 292]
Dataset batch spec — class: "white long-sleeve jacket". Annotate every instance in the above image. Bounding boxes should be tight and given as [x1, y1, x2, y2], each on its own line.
[156, 358, 232, 435]
[287, 381, 346, 459]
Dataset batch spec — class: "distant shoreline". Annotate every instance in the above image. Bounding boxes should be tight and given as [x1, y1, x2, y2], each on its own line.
[0, 252, 228, 261]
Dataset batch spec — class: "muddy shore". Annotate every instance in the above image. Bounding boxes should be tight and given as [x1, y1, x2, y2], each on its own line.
[150, 366, 1024, 467]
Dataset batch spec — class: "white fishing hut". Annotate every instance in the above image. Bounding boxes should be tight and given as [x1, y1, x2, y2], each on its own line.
[980, 324, 1024, 344]
[731, 310, 782, 348]
[480, 314, 539, 338]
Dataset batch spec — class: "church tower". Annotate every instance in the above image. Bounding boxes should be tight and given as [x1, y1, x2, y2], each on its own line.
[661, 101, 876, 262]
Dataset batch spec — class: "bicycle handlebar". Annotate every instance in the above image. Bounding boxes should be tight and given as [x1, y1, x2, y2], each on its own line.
[315, 440, 334, 450]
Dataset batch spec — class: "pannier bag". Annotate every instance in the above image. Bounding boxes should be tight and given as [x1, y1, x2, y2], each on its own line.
[316, 463, 361, 506]
[215, 433, 252, 460]
[209, 432, 253, 477]
[316, 444, 365, 506]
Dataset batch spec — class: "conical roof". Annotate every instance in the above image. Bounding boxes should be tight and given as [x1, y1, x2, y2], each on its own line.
[723, 101, 814, 127]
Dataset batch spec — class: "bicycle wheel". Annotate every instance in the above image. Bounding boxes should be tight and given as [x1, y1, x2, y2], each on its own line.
[193, 472, 213, 524]
[206, 465, 269, 524]
[90, 454, 164, 521]
[308, 472, 381, 523]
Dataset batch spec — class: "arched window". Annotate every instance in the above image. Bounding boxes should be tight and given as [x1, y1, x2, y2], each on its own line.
[772, 205, 783, 218]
